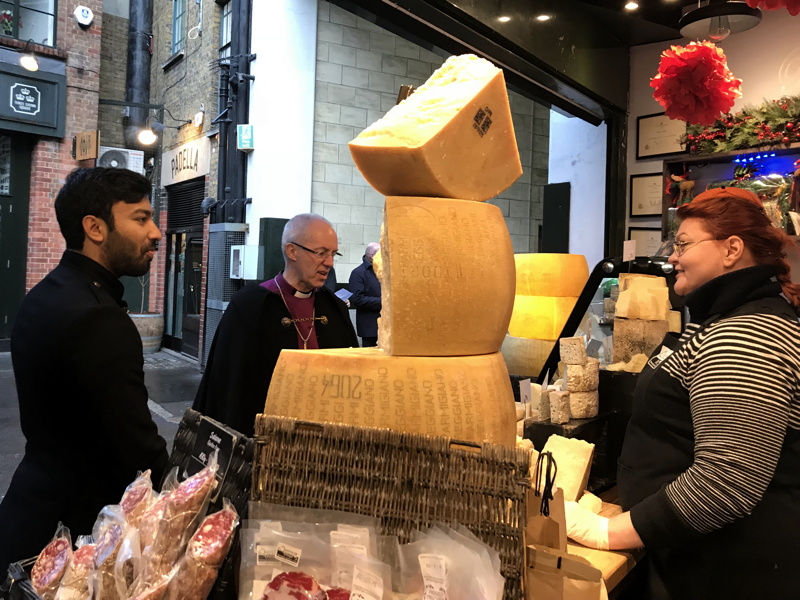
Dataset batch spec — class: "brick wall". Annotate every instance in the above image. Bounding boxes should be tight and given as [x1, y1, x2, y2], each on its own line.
[25, 0, 104, 290]
[313, 0, 549, 279]
[98, 12, 128, 149]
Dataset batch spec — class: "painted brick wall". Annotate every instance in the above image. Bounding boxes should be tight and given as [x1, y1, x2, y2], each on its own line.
[313, 0, 549, 280]
[25, 0, 104, 290]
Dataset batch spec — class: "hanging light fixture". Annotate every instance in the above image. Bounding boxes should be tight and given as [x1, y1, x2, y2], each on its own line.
[679, 0, 761, 41]
[19, 39, 39, 72]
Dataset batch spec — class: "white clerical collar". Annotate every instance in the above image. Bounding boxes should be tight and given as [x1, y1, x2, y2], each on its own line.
[293, 289, 313, 298]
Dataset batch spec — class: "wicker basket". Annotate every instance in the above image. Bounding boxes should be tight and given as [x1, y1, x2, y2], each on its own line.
[251, 414, 531, 600]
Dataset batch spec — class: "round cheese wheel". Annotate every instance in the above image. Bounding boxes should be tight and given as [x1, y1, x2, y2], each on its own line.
[508, 295, 578, 339]
[514, 253, 589, 297]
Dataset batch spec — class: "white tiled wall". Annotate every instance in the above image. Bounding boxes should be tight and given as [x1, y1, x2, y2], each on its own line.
[313, 1, 549, 278]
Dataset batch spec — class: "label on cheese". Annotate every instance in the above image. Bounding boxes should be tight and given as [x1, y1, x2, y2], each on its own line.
[264, 347, 516, 447]
[348, 54, 522, 201]
[514, 253, 589, 297]
[379, 196, 515, 356]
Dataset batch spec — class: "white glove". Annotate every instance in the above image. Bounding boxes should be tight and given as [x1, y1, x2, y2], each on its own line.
[564, 500, 610, 550]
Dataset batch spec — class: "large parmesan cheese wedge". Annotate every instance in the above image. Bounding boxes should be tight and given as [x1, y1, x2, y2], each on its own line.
[541, 434, 595, 502]
[515, 253, 590, 296]
[500, 335, 555, 376]
[379, 196, 515, 356]
[508, 295, 578, 340]
[348, 54, 522, 201]
[264, 347, 516, 446]
[615, 276, 670, 321]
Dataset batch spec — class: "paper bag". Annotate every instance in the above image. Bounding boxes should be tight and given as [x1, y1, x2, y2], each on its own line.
[526, 545, 608, 600]
[525, 452, 567, 552]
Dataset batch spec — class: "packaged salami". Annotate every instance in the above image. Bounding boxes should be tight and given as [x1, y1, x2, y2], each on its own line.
[91, 506, 127, 600]
[119, 470, 154, 528]
[135, 458, 218, 588]
[162, 499, 239, 600]
[53, 537, 95, 600]
[30, 524, 73, 600]
[113, 527, 141, 600]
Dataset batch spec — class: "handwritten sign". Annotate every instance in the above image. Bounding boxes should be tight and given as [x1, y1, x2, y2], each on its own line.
[187, 416, 239, 502]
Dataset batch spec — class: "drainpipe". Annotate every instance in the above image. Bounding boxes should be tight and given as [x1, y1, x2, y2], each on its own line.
[124, 0, 153, 146]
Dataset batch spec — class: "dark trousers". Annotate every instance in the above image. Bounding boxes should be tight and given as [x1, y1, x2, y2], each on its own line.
[361, 336, 378, 347]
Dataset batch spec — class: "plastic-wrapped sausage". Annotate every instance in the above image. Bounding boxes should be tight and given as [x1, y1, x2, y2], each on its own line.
[31, 524, 73, 600]
[54, 540, 95, 600]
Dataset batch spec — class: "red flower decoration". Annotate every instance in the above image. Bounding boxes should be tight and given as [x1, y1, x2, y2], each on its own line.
[650, 41, 742, 126]
[745, 0, 800, 15]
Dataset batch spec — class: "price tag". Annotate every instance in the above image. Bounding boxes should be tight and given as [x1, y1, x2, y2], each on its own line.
[518, 378, 532, 418]
[187, 416, 238, 502]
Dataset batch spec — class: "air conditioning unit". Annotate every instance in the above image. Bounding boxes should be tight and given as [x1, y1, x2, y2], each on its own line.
[97, 146, 145, 175]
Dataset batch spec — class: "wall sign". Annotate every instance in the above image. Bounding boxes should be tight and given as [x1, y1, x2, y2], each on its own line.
[161, 136, 212, 186]
[0, 65, 65, 137]
[10, 83, 41, 116]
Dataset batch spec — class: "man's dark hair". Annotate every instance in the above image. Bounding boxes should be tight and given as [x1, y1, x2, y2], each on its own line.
[55, 167, 152, 250]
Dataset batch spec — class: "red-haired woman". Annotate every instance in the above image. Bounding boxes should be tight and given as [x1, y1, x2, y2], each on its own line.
[565, 187, 800, 599]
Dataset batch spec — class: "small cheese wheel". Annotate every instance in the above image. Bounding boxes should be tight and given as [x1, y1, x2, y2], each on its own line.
[379, 196, 515, 356]
[348, 54, 521, 201]
[549, 391, 570, 424]
[559, 336, 587, 366]
[514, 253, 590, 297]
[500, 335, 555, 376]
[264, 347, 516, 446]
[569, 390, 599, 419]
[541, 435, 595, 502]
[566, 359, 599, 392]
[508, 296, 578, 340]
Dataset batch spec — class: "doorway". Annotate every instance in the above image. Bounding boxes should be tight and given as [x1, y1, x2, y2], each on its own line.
[0, 132, 34, 341]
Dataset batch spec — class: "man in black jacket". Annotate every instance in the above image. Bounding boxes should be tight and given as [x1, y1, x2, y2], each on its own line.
[0, 168, 168, 574]
[193, 214, 358, 437]
[348, 242, 381, 347]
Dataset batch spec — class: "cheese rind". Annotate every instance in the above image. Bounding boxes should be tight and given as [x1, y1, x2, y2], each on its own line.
[613, 318, 669, 363]
[565, 360, 599, 392]
[264, 347, 516, 447]
[348, 55, 521, 201]
[500, 335, 555, 376]
[515, 253, 589, 296]
[569, 390, 599, 419]
[508, 296, 578, 340]
[541, 435, 595, 502]
[379, 196, 515, 356]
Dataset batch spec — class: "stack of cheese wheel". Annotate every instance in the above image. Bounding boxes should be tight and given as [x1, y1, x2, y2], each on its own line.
[501, 253, 589, 377]
[263, 54, 523, 447]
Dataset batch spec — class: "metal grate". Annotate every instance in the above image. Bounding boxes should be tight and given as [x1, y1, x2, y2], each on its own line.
[166, 178, 205, 231]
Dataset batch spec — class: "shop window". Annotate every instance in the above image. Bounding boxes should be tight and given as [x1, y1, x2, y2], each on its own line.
[171, 0, 186, 55]
[0, 0, 56, 46]
[219, 0, 231, 61]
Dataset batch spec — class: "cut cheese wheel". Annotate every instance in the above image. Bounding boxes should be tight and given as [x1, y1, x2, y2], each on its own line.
[508, 295, 578, 340]
[515, 253, 589, 297]
[500, 335, 555, 376]
[615, 282, 670, 321]
[613, 318, 669, 363]
[549, 391, 570, 424]
[565, 360, 599, 392]
[348, 54, 521, 201]
[379, 196, 514, 356]
[541, 434, 594, 502]
[264, 347, 516, 447]
[569, 390, 599, 419]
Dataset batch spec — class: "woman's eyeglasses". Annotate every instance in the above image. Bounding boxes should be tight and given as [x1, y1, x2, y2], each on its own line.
[671, 238, 718, 257]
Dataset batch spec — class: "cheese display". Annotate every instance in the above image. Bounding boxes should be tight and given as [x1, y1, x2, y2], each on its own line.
[541, 435, 595, 502]
[348, 54, 522, 201]
[264, 347, 516, 446]
[378, 196, 515, 356]
[500, 335, 555, 379]
[514, 253, 590, 297]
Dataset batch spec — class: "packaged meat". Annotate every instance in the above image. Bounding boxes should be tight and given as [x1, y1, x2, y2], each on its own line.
[136, 460, 218, 588]
[54, 540, 95, 600]
[113, 527, 141, 599]
[119, 470, 154, 527]
[126, 566, 178, 600]
[326, 589, 351, 600]
[92, 507, 127, 600]
[262, 572, 326, 600]
[162, 501, 239, 600]
[30, 524, 73, 600]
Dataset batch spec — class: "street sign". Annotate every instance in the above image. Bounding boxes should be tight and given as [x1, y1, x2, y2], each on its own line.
[237, 123, 254, 152]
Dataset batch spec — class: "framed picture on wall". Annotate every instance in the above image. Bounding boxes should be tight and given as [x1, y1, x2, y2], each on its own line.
[629, 173, 664, 218]
[636, 112, 687, 159]
[628, 226, 664, 257]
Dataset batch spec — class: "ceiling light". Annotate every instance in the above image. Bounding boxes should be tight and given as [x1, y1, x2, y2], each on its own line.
[625, 2, 639, 9]
[19, 40, 39, 72]
[679, 1, 761, 41]
[536, 14, 551, 21]
[498, 15, 511, 22]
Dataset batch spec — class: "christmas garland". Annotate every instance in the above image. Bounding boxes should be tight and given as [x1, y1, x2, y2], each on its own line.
[683, 95, 800, 154]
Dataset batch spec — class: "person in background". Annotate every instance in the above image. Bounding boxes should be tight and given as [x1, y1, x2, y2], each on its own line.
[0, 168, 168, 574]
[564, 187, 800, 599]
[193, 213, 358, 436]
[348, 242, 382, 347]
